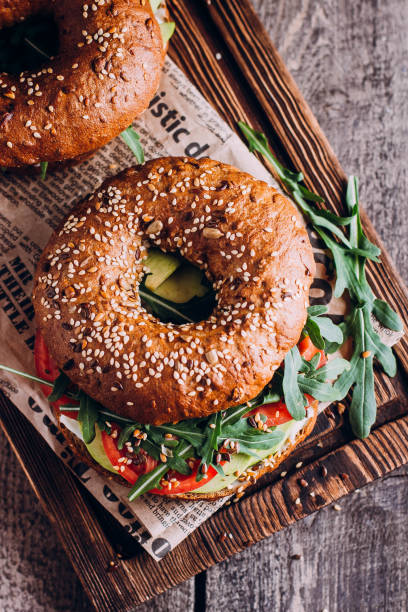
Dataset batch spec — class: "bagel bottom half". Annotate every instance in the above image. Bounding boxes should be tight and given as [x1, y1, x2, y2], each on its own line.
[52, 401, 318, 501]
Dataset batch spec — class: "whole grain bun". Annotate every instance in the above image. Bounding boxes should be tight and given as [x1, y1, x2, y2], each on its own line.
[52, 400, 318, 500]
[0, 0, 166, 168]
[33, 157, 315, 425]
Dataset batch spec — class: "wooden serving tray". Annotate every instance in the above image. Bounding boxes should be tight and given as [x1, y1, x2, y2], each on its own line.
[1, 1, 408, 609]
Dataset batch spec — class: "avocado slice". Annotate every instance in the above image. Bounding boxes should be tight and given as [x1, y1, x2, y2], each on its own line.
[144, 249, 181, 291]
[160, 21, 175, 44]
[84, 424, 118, 474]
[154, 263, 208, 303]
[150, 0, 162, 11]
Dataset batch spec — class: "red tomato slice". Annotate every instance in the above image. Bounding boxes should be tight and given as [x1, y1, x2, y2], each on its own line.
[101, 424, 158, 485]
[298, 335, 327, 368]
[150, 459, 219, 495]
[246, 400, 292, 427]
[34, 330, 79, 419]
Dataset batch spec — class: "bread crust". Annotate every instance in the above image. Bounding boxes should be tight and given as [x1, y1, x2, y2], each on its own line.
[52, 400, 318, 499]
[0, 0, 166, 167]
[33, 157, 315, 425]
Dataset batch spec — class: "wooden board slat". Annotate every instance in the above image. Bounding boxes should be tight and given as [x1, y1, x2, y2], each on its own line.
[1, 0, 408, 609]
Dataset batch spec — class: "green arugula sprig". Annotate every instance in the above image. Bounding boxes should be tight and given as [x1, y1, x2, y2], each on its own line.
[120, 127, 145, 164]
[239, 122, 403, 438]
[238, 122, 378, 261]
[40, 161, 48, 180]
[304, 305, 343, 351]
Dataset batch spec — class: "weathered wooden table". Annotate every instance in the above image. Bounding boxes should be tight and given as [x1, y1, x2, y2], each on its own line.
[1, 1, 407, 610]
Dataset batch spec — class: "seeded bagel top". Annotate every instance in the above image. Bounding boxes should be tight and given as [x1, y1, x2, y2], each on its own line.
[0, 0, 165, 167]
[33, 157, 315, 424]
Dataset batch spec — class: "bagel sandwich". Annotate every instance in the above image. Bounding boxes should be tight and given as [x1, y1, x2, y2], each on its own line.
[31, 156, 325, 501]
[0, 0, 172, 170]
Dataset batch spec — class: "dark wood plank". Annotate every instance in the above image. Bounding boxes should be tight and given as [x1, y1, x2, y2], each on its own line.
[0, 427, 92, 612]
[206, 463, 408, 612]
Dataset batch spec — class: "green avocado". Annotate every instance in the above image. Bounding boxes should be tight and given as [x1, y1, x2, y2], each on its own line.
[160, 21, 175, 44]
[154, 263, 208, 303]
[83, 424, 117, 474]
[144, 249, 181, 291]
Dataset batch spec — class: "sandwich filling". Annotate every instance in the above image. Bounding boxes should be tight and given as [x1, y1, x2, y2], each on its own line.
[60, 408, 314, 495]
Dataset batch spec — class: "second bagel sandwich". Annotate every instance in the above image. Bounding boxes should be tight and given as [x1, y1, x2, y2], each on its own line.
[32, 156, 320, 500]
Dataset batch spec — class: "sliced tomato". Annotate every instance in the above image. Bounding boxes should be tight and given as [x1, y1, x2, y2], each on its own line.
[298, 335, 327, 368]
[246, 400, 292, 427]
[34, 330, 79, 419]
[101, 424, 158, 485]
[150, 458, 220, 495]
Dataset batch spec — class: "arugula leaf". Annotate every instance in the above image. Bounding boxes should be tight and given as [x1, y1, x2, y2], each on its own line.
[128, 464, 169, 500]
[139, 286, 194, 323]
[117, 424, 139, 450]
[297, 376, 339, 402]
[120, 127, 145, 164]
[362, 306, 397, 377]
[372, 298, 404, 332]
[141, 437, 162, 462]
[282, 346, 307, 420]
[153, 422, 205, 449]
[139, 281, 216, 325]
[0, 364, 56, 389]
[128, 442, 194, 500]
[311, 358, 350, 382]
[40, 161, 48, 180]
[307, 305, 328, 317]
[238, 122, 355, 249]
[348, 353, 375, 439]
[219, 420, 285, 449]
[222, 396, 262, 426]
[48, 371, 70, 402]
[303, 316, 325, 350]
[304, 309, 344, 351]
[239, 122, 403, 438]
[167, 441, 192, 475]
[316, 228, 369, 302]
[78, 392, 99, 444]
[314, 315, 344, 344]
[256, 389, 281, 405]
[97, 419, 111, 435]
[324, 321, 349, 354]
[346, 176, 381, 260]
[196, 412, 222, 481]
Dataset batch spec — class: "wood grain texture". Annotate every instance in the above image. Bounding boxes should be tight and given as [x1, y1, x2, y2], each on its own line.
[1, 1, 407, 611]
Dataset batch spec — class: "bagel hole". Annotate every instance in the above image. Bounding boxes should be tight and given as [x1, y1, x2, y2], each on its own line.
[140, 249, 216, 325]
[0, 14, 59, 74]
